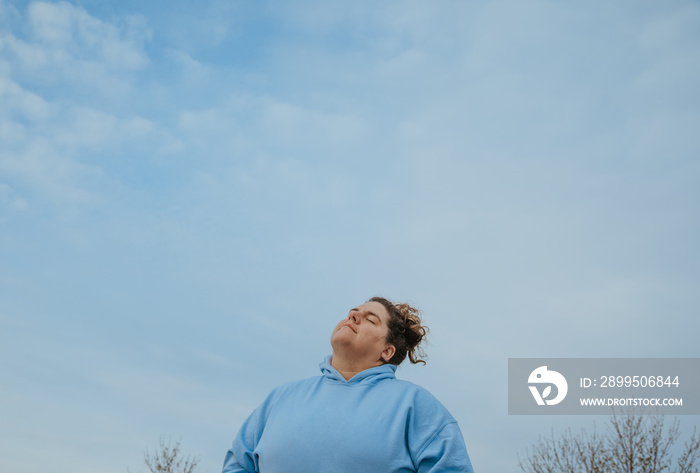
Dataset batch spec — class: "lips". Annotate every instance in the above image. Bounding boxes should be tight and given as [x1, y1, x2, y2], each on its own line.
[342, 322, 357, 333]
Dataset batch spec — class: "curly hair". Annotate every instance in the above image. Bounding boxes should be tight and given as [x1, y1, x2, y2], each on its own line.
[369, 296, 428, 366]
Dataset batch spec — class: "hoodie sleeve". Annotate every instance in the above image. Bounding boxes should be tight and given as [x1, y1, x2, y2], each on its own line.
[405, 385, 475, 473]
[414, 421, 475, 472]
[222, 386, 284, 473]
[221, 406, 263, 473]
[222, 449, 251, 473]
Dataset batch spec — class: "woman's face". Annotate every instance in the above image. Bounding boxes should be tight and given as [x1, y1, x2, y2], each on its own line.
[330, 301, 394, 363]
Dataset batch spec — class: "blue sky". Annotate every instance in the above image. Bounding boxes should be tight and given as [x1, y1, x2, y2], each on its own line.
[1, 1, 699, 472]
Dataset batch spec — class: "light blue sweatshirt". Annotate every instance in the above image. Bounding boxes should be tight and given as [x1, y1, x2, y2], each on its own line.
[222, 356, 475, 472]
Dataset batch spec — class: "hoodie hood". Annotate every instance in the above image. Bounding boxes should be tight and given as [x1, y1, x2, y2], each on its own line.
[319, 354, 397, 385]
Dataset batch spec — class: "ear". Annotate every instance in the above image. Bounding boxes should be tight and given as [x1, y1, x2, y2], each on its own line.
[380, 344, 396, 363]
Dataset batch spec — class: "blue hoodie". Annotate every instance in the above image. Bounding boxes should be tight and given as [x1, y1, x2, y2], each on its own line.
[222, 356, 475, 472]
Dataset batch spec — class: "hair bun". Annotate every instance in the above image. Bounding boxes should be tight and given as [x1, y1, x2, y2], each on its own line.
[370, 297, 428, 366]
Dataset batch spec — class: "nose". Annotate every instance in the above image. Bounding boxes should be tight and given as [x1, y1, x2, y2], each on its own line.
[348, 311, 361, 324]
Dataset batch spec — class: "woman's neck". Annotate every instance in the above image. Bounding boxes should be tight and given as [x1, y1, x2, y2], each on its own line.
[330, 353, 383, 380]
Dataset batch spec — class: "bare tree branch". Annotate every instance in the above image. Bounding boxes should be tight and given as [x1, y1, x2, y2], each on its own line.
[519, 414, 699, 473]
[143, 437, 199, 473]
[677, 427, 700, 473]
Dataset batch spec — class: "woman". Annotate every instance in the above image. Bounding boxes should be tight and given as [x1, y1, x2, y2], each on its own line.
[222, 296, 475, 472]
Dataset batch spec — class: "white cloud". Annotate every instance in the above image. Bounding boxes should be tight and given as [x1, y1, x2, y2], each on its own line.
[0, 33, 49, 70]
[0, 140, 102, 205]
[0, 0, 20, 26]
[176, 94, 366, 157]
[0, 75, 51, 121]
[0, 75, 160, 210]
[0, 2, 150, 101]
[0, 118, 26, 146]
[0, 182, 29, 214]
[165, 48, 209, 76]
[27, 1, 149, 71]
[0, 3, 162, 213]
[52, 107, 155, 150]
[259, 97, 367, 146]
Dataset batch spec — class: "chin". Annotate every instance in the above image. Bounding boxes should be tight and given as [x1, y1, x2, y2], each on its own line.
[330, 333, 352, 350]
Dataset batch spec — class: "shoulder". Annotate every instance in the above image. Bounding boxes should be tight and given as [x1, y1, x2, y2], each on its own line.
[244, 375, 321, 423]
[383, 378, 446, 401]
[277, 374, 323, 391]
[264, 375, 323, 402]
[383, 380, 464, 460]
[378, 378, 457, 420]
